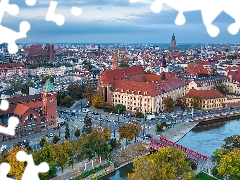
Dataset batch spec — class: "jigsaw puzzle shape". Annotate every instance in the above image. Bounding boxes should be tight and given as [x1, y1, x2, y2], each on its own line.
[130, 0, 240, 37]
[0, 116, 19, 136]
[0, 163, 13, 180]
[0, 21, 30, 54]
[25, 0, 36, 6]
[71, 6, 82, 16]
[0, 99, 19, 136]
[0, 0, 19, 21]
[46, 0, 65, 26]
[0, 99, 9, 111]
[0, 0, 31, 54]
[16, 151, 49, 180]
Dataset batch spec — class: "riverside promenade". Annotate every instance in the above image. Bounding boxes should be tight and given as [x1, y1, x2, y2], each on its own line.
[149, 121, 199, 143]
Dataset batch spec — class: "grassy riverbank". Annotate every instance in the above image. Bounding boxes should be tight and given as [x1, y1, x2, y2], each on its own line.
[194, 172, 217, 180]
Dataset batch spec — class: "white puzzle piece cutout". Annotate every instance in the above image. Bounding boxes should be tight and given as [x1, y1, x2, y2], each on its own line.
[130, 0, 240, 37]
[16, 151, 49, 180]
[0, 163, 13, 180]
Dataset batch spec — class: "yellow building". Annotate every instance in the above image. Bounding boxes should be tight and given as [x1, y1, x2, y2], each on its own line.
[185, 89, 227, 110]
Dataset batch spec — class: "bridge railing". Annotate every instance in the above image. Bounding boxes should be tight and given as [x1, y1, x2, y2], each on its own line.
[149, 139, 198, 164]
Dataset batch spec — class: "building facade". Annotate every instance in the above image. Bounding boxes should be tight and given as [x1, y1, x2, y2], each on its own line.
[25, 44, 56, 62]
[185, 89, 227, 110]
[0, 80, 57, 141]
[0, 63, 28, 80]
[98, 65, 187, 113]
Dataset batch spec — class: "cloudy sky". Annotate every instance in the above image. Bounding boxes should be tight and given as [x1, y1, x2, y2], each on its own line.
[3, 0, 240, 43]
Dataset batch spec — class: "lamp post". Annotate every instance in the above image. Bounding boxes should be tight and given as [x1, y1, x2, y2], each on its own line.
[80, 101, 83, 112]
[113, 121, 116, 137]
[117, 109, 120, 123]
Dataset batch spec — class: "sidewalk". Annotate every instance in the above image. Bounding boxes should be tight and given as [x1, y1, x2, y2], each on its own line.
[51, 158, 106, 180]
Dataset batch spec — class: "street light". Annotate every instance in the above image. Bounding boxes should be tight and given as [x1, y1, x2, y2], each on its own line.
[80, 101, 83, 112]
[118, 109, 120, 122]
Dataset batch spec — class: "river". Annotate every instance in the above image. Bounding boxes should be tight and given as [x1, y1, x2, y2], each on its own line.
[101, 119, 240, 180]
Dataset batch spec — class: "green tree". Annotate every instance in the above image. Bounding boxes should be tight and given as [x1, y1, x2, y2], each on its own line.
[131, 121, 142, 142]
[82, 60, 94, 70]
[128, 147, 195, 180]
[82, 113, 92, 134]
[119, 62, 129, 67]
[213, 84, 229, 95]
[216, 148, 240, 180]
[22, 80, 34, 94]
[74, 127, 81, 139]
[108, 138, 117, 151]
[53, 134, 60, 144]
[67, 83, 84, 99]
[222, 135, 240, 150]
[191, 96, 202, 109]
[163, 96, 174, 113]
[118, 124, 129, 146]
[83, 84, 95, 104]
[92, 94, 104, 108]
[61, 95, 74, 108]
[103, 125, 111, 141]
[156, 123, 163, 133]
[113, 104, 126, 114]
[39, 141, 57, 179]
[88, 127, 109, 158]
[39, 134, 46, 147]
[41, 76, 54, 85]
[0, 149, 9, 163]
[10, 82, 23, 91]
[64, 139, 75, 169]
[24, 140, 32, 151]
[176, 97, 187, 112]
[65, 123, 70, 140]
[54, 141, 69, 173]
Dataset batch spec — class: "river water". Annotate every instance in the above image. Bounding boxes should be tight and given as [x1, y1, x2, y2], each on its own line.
[101, 119, 240, 180]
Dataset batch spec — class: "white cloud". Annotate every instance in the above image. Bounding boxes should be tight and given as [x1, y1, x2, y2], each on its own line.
[4, 0, 173, 22]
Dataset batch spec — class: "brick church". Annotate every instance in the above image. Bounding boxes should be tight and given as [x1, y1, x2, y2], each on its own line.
[0, 79, 57, 141]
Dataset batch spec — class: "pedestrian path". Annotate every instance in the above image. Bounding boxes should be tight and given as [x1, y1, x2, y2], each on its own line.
[51, 158, 106, 180]
[162, 121, 199, 142]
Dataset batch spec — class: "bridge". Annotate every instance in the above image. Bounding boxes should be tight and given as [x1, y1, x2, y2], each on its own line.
[149, 134, 209, 164]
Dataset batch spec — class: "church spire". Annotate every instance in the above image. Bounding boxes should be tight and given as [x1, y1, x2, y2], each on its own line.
[162, 55, 167, 68]
[172, 33, 175, 41]
[113, 49, 118, 70]
[171, 33, 176, 47]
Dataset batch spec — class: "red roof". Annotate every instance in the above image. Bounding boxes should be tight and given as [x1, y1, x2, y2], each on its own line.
[14, 104, 30, 116]
[100, 65, 144, 85]
[0, 63, 25, 69]
[23, 101, 42, 109]
[185, 89, 225, 99]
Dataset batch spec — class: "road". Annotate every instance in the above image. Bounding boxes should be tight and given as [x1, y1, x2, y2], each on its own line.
[1, 102, 239, 152]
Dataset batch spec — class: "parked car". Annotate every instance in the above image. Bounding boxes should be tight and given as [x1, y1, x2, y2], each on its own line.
[53, 126, 60, 130]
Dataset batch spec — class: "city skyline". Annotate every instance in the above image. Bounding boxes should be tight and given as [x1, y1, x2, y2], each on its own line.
[4, 0, 240, 43]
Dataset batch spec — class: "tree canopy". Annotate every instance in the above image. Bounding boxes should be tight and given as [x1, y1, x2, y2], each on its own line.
[82, 113, 92, 134]
[92, 94, 104, 108]
[190, 96, 202, 109]
[128, 147, 195, 180]
[213, 84, 229, 95]
[163, 96, 174, 112]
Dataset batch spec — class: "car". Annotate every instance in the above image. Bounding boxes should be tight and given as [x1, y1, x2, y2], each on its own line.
[49, 133, 53, 137]
[53, 126, 60, 130]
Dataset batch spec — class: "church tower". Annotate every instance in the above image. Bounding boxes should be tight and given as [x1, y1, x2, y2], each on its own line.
[113, 49, 118, 70]
[170, 33, 176, 47]
[40, 79, 57, 126]
[160, 55, 168, 73]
